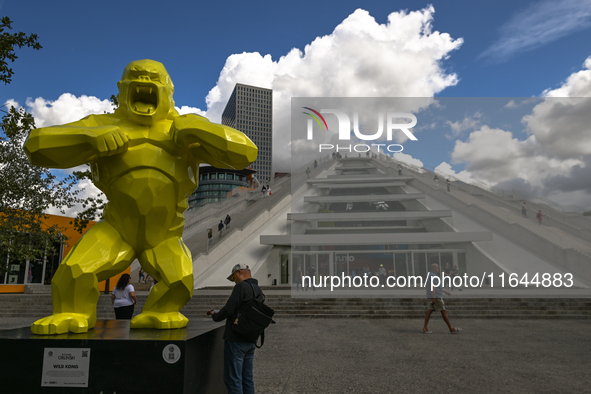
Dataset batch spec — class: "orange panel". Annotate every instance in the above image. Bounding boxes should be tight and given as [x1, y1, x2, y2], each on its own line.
[0, 285, 25, 293]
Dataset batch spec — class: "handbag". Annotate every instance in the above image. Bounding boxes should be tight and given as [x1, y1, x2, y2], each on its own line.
[232, 281, 275, 347]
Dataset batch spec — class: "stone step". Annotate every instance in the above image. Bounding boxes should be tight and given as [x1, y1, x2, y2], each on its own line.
[1, 296, 590, 305]
[272, 313, 591, 319]
[6, 309, 589, 317]
[9, 305, 584, 312]
[2, 295, 590, 319]
[1, 296, 589, 302]
[23, 285, 51, 294]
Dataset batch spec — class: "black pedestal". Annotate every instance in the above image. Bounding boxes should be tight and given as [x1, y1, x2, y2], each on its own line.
[0, 320, 227, 394]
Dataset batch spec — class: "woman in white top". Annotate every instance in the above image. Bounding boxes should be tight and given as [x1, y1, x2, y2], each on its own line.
[111, 273, 138, 319]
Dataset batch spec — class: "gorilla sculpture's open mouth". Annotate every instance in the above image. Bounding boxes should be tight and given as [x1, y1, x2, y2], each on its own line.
[129, 82, 159, 115]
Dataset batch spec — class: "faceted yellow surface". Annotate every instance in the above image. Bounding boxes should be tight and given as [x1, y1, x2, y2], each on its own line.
[24, 60, 257, 334]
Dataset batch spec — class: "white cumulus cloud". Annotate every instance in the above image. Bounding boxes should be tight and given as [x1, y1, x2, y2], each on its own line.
[442, 57, 591, 210]
[445, 112, 482, 139]
[203, 6, 463, 171]
[176, 106, 207, 117]
[543, 56, 591, 98]
[393, 152, 424, 168]
[5, 6, 464, 216]
[25, 94, 114, 127]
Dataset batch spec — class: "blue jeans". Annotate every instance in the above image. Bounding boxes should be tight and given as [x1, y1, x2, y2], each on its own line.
[224, 341, 256, 394]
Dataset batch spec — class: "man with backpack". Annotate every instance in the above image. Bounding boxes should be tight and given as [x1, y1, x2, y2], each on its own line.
[207, 264, 269, 394]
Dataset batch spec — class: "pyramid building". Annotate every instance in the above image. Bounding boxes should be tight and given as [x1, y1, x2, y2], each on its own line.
[188, 154, 591, 293]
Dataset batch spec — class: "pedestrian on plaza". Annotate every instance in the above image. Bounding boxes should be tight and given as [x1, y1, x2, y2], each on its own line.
[306, 167, 311, 178]
[443, 263, 452, 290]
[207, 264, 264, 394]
[450, 264, 462, 291]
[521, 201, 528, 218]
[378, 264, 387, 286]
[398, 164, 402, 176]
[434, 175, 440, 189]
[225, 214, 232, 230]
[446, 178, 451, 192]
[261, 184, 266, 197]
[422, 264, 461, 334]
[138, 268, 145, 284]
[111, 274, 138, 320]
[305, 265, 316, 291]
[314, 160, 317, 169]
[295, 266, 303, 291]
[266, 185, 271, 197]
[207, 228, 213, 247]
[219, 220, 224, 237]
[536, 210, 543, 225]
[443, 262, 451, 276]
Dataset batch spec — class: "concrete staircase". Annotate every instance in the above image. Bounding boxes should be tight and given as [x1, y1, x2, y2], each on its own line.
[2, 294, 590, 320]
[407, 174, 591, 283]
[184, 155, 333, 263]
[23, 284, 51, 294]
[186, 296, 591, 319]
[407, 165, 591, 261]
[183, 174, 292, 239]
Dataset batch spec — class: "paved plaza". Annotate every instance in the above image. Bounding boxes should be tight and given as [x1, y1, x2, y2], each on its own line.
[3, 317, 590, 393]
[256, 318, 591, 393]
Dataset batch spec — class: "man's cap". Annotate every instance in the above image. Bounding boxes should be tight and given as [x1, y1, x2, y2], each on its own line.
[227, 263, 250, 281]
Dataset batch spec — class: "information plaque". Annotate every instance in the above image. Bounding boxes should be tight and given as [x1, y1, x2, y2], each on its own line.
[41, 347, 91, 387]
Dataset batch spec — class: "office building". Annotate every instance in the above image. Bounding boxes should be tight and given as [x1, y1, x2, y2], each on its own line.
[221, 83, 273, 183]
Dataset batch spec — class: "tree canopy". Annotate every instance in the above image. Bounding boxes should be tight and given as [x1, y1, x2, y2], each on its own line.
[0, 106, 82, 266]
[0, 17, 103, 275]
[0, 16, 42, 85]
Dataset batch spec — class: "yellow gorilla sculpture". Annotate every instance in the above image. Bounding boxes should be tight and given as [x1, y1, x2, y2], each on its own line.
[24, 60, 257, 334]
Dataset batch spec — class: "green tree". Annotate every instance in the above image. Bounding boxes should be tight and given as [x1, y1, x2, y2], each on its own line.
[0, 18, 104, 277]
[0, 16, 42, 85]
[0, 106, 83, 271]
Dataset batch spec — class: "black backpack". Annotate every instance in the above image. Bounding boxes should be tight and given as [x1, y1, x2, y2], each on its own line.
[232, 281, 275, 348]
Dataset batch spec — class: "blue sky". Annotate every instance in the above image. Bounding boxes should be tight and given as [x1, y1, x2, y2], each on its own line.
[2, 0, 591, 211]
[3, 0, 591, 103]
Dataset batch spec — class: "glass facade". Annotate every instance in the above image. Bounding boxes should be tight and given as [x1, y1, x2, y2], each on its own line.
[284, 249, 467, 284]
[188, 168, 254, 208]
[1, 240, 63, 285]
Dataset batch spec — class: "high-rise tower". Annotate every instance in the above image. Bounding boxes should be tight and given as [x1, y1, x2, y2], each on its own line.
[221, 83, 273, 183]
